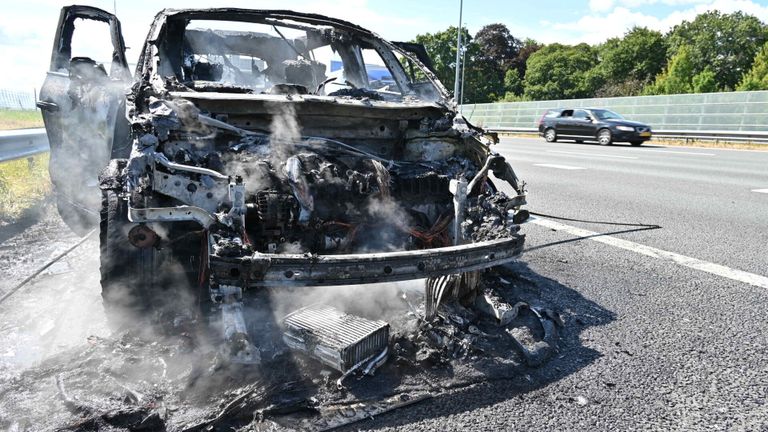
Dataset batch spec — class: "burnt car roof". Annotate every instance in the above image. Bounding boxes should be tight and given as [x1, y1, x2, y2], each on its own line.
[154, 8, 375, 37]
[133, 7, 450, 104]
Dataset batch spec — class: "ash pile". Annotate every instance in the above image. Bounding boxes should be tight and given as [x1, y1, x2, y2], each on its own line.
[0, 264, 562, 432]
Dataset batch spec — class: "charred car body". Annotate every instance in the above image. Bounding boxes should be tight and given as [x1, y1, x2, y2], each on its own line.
[39, 6, 528, 364]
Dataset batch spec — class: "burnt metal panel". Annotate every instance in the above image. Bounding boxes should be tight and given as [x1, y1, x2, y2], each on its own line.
[283, 305, 389, 372]
[209, 234, 525, 287]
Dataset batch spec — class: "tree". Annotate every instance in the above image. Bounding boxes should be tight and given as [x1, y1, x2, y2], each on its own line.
[666, 11, 768, 90]
[596, 27, 667, 95]
[413, 26, 473, 96]
[514, 38, 542, 78]
[473, 23, 522, 71]
[737, 42, 768, 90]
[413, 26, 508, 103]
[470, 24, 522, 102]
[523, 43, 600, 100]
[503, 68, 523, 96]
[594, 78, 646, 98]
[463, 56, 505, 103]
[645, 46, 696, 95]
[692, 68, 718, 93]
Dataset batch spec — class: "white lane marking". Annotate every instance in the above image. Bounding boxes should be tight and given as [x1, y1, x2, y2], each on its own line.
[530, 217, 768, 290]
[752, 189, 768, 194]
[533, 163, 586, 170]
[630, 149, 716, 156]
[547, 150, 638, 160]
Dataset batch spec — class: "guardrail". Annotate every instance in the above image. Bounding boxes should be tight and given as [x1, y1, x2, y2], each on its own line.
[0, 128, 49, 162]
[460, 90, 768, 132]
[0, 125, 766, 163]
[487, 127, 768, 144]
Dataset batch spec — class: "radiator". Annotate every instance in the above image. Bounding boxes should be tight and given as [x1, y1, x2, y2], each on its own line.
[282, 305, 390, 373]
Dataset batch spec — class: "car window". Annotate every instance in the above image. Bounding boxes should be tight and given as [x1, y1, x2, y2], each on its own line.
[573, 110, 588, 119]
[175, 19, 419, 99]
[560, 110, 573, 117]
[68, 17, 115, 75]
[591, 109, 624, 120]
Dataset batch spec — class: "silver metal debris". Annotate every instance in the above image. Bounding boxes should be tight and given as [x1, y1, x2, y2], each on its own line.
[282, 305, 389, 374]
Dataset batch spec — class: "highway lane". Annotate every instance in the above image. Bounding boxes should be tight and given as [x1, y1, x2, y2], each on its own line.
[354, 139, 768, 431]
[494, 137, 768, 276]
[1, 137, 766, 430]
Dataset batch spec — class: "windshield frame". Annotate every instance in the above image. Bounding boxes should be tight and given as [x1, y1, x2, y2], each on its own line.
[136, 8, 449, 103]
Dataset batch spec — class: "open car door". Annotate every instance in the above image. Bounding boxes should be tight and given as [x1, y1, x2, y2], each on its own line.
[38, 6, 131, 234]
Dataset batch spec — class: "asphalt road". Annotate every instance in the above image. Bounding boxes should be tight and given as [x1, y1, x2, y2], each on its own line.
[496, 137, 768, 276]
[2, 138, 767, 431]
[352, 138, 768, 431]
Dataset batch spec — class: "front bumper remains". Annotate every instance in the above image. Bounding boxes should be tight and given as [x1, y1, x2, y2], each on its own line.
[209, 235, 525, 288]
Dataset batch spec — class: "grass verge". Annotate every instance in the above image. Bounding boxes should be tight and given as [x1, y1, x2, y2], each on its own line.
[0, 153, 51, 223]
[0, 109, 44, 130]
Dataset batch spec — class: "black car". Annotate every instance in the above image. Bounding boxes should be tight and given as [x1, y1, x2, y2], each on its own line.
[537, 108, 652, 146]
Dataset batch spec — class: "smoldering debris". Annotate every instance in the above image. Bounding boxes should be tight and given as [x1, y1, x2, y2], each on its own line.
[282, 305, 390, 378]
[0, 264, 563, 432]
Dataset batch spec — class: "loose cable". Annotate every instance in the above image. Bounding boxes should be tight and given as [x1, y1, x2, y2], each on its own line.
[0, 228, 97, 305]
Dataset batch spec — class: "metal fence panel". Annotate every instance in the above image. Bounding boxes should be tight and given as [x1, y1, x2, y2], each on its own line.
[460, 90, 768, 132]
[0, 89, 36, 110]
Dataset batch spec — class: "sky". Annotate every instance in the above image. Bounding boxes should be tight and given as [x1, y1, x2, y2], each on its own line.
[2, 0, 768, 92]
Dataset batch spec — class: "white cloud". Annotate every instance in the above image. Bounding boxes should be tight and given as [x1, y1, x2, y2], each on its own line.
[0, 0, 440, 93]
[590, 0, 615, 12]
[549, 0, 768, 45]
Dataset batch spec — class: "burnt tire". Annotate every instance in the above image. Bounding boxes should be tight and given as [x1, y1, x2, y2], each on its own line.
[99, 189, 157, 319]
[100, 189, 204, 329]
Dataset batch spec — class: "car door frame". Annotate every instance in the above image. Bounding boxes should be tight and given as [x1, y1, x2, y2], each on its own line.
[555, 109, 576, 135]
[570, 109, 596, 138]
[37, 5, 131, 233]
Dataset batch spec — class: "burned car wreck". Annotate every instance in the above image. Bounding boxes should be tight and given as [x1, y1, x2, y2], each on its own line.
[38, 5, 535, 388]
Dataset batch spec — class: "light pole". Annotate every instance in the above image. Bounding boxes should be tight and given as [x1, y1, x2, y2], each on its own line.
[453, 0, 463, 102]
[460, 26, 467, 105]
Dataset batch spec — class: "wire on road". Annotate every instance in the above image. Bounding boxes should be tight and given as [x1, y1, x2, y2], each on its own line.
[528, 211, 661, 229]
[0, 228, 97, 305]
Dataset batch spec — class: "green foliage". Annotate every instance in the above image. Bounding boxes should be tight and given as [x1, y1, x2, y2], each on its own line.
[737, 42, 768, 90]
[692, 68, 718, 93]
[463, 57, 504, 103]
[645, 46, 696, 95]
[523, 43, 600, 100]
[413, 10, 768, 102]
[413, 24, 514, 103]
[667, 11, 768, 90]
[0, 109, 43, 130]
[594, 78, 646, 98]
[0, 153, 51, 221]
[595, 27, 666, 95]
[514, 38, 542, 78]
[414, 26, 472, 95]
[500, 92, 528, 102]
[503, 68, 523, 96]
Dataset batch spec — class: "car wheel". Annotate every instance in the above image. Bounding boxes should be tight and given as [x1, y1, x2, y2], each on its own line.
[598, 129, 612, 146]
[100, 190, 200, 328]
[544, 128, 557, 142]
[630, 141, 643, 146]
[100, 189, 157, 320]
